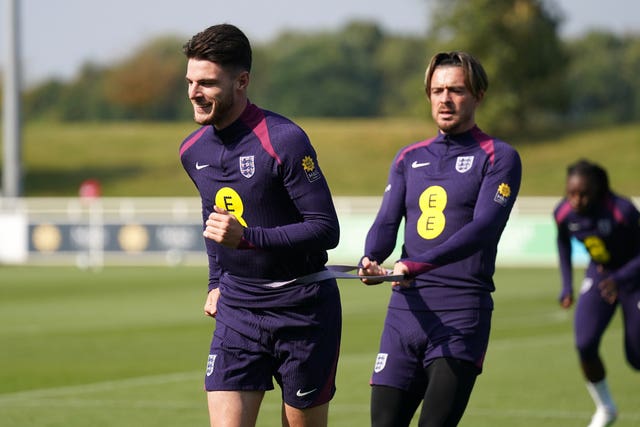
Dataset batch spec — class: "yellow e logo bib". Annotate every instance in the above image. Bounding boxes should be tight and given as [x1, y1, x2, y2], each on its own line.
[215, 187, 248, 227]
[417, 186, 447, 239]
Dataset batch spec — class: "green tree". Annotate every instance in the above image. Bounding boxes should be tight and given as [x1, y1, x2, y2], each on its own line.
[623, 37, 640, 121]
[23, 79, 67, 120]
[57, 63, 114, 121]
[375, 36, 432, 117]
[104, 36, 191, 120]
[258, 21, 385, 117]
[427, 0, 568, 135]
[565, 31, 638, 124]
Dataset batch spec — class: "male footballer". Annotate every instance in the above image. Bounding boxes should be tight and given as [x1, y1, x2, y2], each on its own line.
[359, 51, 522, 427]
[179, 24, 342, 427]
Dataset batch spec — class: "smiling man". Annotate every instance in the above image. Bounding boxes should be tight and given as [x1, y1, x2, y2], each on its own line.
[359, 51, 522, 427]
[179, 24, 342, 427]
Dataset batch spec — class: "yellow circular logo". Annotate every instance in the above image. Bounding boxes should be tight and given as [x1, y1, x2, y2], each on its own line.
[118, 224, 149, 252]
[417, 186, 447, 239]
[215, 187, 247, 226]
[32, 224, 62, 252]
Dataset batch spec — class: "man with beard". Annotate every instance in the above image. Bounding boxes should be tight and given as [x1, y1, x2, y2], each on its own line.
[359, 51, 522, 427]
[179, 24, 342, 427]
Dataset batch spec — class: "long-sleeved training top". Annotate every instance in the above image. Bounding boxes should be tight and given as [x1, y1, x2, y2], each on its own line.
[179, 102, 339, 305]
[554, 192, 640, 298]
[364, 126, 522, 311]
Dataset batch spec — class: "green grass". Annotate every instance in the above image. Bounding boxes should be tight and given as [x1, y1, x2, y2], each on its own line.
[9, 119, 640, 197]
[0, 266, 638, 426]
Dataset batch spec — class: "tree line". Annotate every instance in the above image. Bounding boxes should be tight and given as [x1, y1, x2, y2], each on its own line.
[6, 0, 640, 137]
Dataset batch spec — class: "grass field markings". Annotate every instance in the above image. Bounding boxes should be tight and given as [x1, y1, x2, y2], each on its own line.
[0, 314, 205, 336]
[0, 397, 203, 410]
[488, 331, 573, 349]
[495, 308, 572, 323]
[489, 322, 623, 349]
[0, 371, 201, 403]
[466, 407, 640, 422]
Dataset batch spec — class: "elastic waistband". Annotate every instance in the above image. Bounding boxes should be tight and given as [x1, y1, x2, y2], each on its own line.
[225, 269, 335, 289]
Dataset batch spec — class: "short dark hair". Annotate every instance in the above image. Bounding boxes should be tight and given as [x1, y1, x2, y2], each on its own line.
[424, 51, 488, 100]
[183, 24, 252, 72]
[567, 158, 610, 199]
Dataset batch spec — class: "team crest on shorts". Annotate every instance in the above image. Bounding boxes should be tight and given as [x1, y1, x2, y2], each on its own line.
[374, 353, 388, 373]
[455, 156, 474, 173]
[206, 354, 217, 376]
[239, 156, 255, 178]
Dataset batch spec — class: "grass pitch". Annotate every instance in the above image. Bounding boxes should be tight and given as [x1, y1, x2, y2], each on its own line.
[0, 266, 638, 426]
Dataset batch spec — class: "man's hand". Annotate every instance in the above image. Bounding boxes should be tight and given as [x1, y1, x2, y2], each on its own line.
[358, 257, 387, 285]
[559, 294, 573, 309]
[389, 262, 411, 288]
[359, 257, 411, 288]
[598, 277, 618, 304]
[203, 205, 244, 248]
[204, 288, 220, 318]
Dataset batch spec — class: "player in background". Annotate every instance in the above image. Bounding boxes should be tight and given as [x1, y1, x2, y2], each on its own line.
[359, 51, 522, 427]
[179, 24, 342, 427]
[554, 159, 640, 427]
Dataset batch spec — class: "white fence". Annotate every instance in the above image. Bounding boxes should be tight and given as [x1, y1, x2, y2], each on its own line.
[0, 196, 591, 268]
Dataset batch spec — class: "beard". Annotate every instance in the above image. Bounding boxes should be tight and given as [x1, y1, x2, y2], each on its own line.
[434, 115, 460, 134]
[193, 93, 234, 127]
[433, 107, 474, 135]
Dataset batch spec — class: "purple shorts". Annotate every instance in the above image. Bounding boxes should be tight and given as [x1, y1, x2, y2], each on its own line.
[370, 307, 491, 394]
[204, 280, 342, 409]
[575, 263, 640, 368]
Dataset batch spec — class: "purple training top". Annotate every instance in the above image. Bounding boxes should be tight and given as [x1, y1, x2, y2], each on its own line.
[180, 102, 339, 307]
[364, 126, 522, 311]
[554, 192, 640, 299]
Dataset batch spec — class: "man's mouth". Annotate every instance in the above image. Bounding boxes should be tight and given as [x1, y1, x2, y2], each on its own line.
[194, 103, 212, 112]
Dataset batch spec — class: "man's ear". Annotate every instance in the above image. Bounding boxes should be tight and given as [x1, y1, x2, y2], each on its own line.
[237, 71, 250, 90]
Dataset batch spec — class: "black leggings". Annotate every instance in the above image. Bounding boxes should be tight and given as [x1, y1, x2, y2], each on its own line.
[370, 358, 479, 427]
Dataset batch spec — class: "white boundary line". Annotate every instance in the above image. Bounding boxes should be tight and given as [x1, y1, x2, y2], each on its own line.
[0, 371, 199, 403]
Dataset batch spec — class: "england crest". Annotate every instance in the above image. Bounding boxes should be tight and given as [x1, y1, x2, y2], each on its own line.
[239, 156, 255, 178]
[597, 219, 612, 236]
[455, 156, 474, 173]
[374, 353, 388, 373]
[206, 354, 217, 376]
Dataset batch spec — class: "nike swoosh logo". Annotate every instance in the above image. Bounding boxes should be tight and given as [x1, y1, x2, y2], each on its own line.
[411, 161, 430, 168]
[195, 162, 210, 170]
[296, 388, 317, 397]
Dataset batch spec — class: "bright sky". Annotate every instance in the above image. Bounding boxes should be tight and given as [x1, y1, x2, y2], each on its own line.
[1, 0, 639, 85]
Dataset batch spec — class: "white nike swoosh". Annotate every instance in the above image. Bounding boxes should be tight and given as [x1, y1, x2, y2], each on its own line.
[411, 161, 430, 168]
[195, 162, 210, 170]
[296, 388, 317, 397]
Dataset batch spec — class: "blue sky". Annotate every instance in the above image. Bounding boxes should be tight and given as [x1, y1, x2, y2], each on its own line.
[1, 0, 639, 85]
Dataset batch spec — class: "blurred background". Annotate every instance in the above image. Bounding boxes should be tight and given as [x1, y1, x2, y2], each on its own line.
[0, 0, 640, 265]
[2, 2, 640, 427]
[1, 0, 638, 266]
